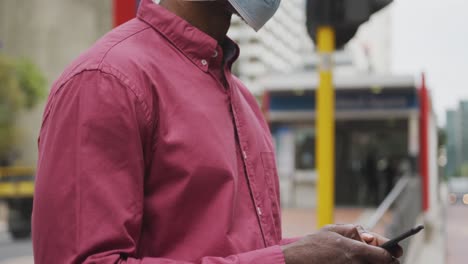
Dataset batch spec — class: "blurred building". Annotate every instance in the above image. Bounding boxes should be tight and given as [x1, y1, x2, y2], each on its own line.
[227, 0, 394, 92]
[250, 3, 439, 208]
[347, 6, 393, 74]
[302, 5, 393, 75]
[446, 101, 468, 176]
[446, 110, 460, 176]
[227, 0, 313, 93]
[260, 73, 424, 207]
[0, 0, 112, 165]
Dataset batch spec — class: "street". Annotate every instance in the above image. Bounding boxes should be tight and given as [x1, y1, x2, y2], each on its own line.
[0, 233, 33, 263]
[447, 205, 468, 264]
[0, 204, 32, 263]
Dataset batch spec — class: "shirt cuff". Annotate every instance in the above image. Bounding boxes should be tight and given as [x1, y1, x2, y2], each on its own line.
[238, 245, 285, 264]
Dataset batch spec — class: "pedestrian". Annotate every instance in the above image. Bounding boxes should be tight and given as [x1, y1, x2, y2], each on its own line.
[384, 157, 399, 196]
[32, 0, 402, 263]
[363, 150, 379, 205]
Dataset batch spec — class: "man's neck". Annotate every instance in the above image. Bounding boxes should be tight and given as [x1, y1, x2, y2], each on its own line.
[159, 0, 232, 44]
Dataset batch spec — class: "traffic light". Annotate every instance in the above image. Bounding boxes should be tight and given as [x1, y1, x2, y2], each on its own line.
[306, 0, 393, 49]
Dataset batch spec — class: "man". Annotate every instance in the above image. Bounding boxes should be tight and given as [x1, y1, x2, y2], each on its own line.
[32, 0, 402, 263]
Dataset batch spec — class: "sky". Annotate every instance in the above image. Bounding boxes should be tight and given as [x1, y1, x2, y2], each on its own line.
[391, 0, 468, 126]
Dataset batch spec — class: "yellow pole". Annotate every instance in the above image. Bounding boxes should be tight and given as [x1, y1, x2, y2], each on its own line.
[316, 26, 335, 228]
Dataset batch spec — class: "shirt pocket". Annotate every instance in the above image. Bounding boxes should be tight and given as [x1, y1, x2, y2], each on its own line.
[261, 152, 282, 243]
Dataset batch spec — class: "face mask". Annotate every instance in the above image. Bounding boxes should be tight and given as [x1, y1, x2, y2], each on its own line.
[227, 0, 281, 31]
[184, 0, 281, 31]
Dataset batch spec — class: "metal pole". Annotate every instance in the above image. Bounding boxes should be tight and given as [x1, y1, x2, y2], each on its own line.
[420, 73, 429, 212]
[316, 26, 336, 228]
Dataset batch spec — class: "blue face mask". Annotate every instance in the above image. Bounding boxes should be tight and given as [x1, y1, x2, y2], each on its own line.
[227, 0, 281, 31]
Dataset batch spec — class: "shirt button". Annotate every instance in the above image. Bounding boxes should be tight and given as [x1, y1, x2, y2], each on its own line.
[212, 51, 218, 58]
[257, 206, 263, 216]
[242, 151, 247, 160]
[201, 59, 208, 66]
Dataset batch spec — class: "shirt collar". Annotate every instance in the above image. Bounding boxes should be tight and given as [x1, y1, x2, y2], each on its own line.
[137, 0, 239, 72]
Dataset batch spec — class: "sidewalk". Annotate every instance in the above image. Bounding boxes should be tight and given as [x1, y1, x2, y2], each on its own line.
[0, 202, 7, 234]
[404, 185, 448, 264]
[0, 257, 33, 264]
[404, 208, 447, 264]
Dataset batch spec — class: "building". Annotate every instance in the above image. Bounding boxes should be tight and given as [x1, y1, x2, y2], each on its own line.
[226, 0, 394, 95]
[0, 0, 112, 166]
[259, 73, 427, 207]
[347, 6, 393, 74]
[461, 102, 468, 165]
[227, 0, 313, 94]
[445, 101, 468, 176]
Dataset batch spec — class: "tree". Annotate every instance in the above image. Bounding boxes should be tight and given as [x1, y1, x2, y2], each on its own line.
[0, 54, 47, 165]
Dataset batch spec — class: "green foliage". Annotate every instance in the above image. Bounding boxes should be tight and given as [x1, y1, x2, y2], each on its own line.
[0, 54, 47, 163]
[453, 163, 468, 177]
[438, 128, 446, 148]
[459, 163, 468, 177]
[16, 58, 47, 109]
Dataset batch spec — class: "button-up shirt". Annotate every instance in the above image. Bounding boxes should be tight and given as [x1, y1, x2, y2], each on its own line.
[32, 0, 294, 263]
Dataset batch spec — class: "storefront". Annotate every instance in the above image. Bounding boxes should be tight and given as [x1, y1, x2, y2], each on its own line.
[259, 73, 422, 206]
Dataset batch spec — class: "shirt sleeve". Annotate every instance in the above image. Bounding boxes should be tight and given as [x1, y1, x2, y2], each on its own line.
[126, 246, 285, 264]
[32, 70, 286, 264]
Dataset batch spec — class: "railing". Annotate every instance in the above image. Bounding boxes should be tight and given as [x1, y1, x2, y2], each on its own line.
[365, 176, 411, 229]
[365, 175, 422, 263]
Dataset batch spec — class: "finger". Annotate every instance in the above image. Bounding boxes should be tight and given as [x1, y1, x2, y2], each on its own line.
[349, 239, 396, 263]
[361, 232, 375, 244]
[322, 224, 364, 242]
[368, 232, 404, 258]
[368, 231, 390, 245]
[355, 225, 376, 244]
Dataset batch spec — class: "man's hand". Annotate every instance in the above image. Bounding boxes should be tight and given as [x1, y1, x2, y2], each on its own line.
[323, 224, 403, 257]
[281, 224, 403, 264]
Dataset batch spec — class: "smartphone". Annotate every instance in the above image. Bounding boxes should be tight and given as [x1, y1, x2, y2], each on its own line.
[380, 225, 424, 251]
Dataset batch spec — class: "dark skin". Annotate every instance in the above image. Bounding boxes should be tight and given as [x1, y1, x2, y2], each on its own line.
[159, 0, 233, 44]
[283, 225, 403, 264]
[158, 1, 403, 263]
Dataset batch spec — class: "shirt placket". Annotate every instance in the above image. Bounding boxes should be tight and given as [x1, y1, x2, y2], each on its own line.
[206, 51, 269, 247]
[227, 80, 269, 248]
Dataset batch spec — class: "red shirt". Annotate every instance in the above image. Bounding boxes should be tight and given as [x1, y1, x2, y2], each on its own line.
[32, 0, 293, 263]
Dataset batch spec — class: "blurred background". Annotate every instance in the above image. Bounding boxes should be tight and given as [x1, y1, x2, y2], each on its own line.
[0, 0, 467, 263]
